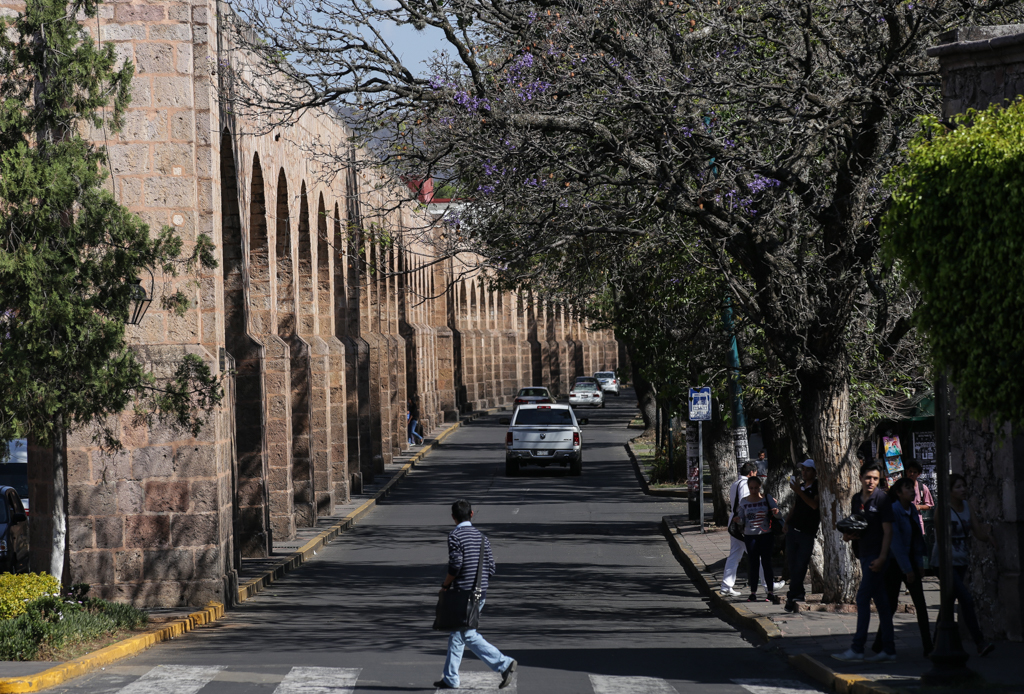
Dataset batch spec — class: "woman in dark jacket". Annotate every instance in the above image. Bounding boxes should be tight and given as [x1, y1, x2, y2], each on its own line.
[872, 477, 932, 656]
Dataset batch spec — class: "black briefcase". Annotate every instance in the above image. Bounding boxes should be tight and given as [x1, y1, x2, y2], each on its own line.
[433, 543, 485, 631]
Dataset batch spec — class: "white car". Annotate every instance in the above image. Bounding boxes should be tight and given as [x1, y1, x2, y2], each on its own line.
[569, 382, 604, 408]
[501, 404, 586, 476]
[594, 371, 620, 396]
[512, 386, 554, 410]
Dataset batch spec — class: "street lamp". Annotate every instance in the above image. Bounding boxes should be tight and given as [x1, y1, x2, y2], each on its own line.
[128, 272, 153, 326]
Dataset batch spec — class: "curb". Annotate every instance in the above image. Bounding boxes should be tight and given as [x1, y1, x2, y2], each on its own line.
[660, 517, 782, 641]
[787, 653, 900, 694]
[626, 442, 708, 499]
[0, 603, 224, 693]
[0, 416, 480, 693]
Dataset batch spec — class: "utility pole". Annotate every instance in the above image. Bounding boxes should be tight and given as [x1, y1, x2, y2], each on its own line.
[922, 374, 977, 685]
[722, 298, 748, 464]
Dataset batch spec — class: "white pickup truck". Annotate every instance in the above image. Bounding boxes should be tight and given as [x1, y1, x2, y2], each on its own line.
[500, 404, 587, 477]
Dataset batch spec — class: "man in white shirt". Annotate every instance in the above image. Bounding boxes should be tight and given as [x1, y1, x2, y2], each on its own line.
[721, 462, 785, 596]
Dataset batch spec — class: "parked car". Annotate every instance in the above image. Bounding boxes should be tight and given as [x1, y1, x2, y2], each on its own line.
[594, 371, 620, 396]
[0, 485, 28, 573]
[1, 439, 28, 515]
[500, 404, 587, 476]
[569, 381, 604, 408]
[513, 387, 553, 410]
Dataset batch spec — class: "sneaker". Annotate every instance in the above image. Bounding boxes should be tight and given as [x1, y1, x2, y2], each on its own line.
[978, 642, 995, 657]
[720, 587, 742, 597]
[783, 599, 796, 613]
[866, 652, 896, 664]
[747, 593, 759, 602]
[772, 580, 786, 591]
[432, 680, 456, 689]
[832, 648, 864, 662]
[499, 660, 517, 689]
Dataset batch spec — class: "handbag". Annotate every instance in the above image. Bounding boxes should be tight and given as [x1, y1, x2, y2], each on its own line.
[836, 513, 868, 535]
[728, 483, 745, 541]
[433, 539, 486, 631]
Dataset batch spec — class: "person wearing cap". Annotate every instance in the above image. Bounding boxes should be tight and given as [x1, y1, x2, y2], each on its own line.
[783, 458, 820, 612]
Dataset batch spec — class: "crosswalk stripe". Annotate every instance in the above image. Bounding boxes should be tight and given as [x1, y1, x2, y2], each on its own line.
[733, 679, 817, 694]
[589, 675, 679, 694]
[436, 671, 514, 692]
[273, 666, 362, 694]
[115, 665, 226, 694]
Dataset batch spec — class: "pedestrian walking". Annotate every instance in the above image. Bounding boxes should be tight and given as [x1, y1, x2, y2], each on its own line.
[409, 400, 424, 446]
[434, 500, 517, 690]
[833, 462, 896, 663]
[871, 477, 932, 656]
[731, 475, 782, 603]
[721, 463, 784, 597]
[784, 459, 819, 612]
[935, 473, 996, 657]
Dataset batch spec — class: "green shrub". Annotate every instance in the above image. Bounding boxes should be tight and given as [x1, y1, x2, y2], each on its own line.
[0, 589, 149, 660]
[0, 573, 61, 620]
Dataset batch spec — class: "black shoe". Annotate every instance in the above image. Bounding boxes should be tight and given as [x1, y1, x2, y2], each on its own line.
[433, 680, 456, 689]
[500, 660, 517, 689]
[978, 642, 995, 657]
[783, 599, 796, 612]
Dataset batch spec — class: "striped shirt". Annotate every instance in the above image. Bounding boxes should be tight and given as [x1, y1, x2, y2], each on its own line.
[448, 522, 496, 597]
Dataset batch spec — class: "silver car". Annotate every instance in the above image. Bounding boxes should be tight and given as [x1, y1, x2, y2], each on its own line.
[594, 371, 620, 396]
[569, 381, 604, 408]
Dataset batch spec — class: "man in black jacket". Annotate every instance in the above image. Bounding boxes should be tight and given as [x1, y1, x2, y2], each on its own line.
[435, 499, 517, 690]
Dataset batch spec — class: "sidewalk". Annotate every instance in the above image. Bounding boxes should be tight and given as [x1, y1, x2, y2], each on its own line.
[663, 516, 1022, 692]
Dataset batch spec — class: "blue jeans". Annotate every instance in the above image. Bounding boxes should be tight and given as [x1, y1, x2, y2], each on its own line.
[786, 528, 815, 602]
[852, 555, 895, 655]
[442, 600, 513, 687]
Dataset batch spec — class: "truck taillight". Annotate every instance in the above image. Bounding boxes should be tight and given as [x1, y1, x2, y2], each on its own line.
[573, 432, 580, 446]
[612, 379, 616, 384]
[506, 432, 513, 446]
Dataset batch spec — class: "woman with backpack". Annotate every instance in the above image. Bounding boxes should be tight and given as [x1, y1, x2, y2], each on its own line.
[730, 475, 781, 603]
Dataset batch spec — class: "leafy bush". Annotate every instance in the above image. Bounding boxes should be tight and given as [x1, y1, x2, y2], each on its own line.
[0, 584, 148, 660]
[0, 572, 61, 620]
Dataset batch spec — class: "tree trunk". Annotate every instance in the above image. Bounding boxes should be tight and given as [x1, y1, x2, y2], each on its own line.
[762, 413, 796, 516]
[50, 414, 67, 583]
[801, 371, 860, 603]
[706, 397, 737, 527]
[628, 343, 657, 430]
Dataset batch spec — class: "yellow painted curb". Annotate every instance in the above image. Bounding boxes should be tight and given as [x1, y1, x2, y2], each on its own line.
[0, 602, 224, 693]
[788, 653, 899, 694]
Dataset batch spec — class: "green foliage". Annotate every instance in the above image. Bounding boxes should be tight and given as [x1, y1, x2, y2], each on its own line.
[0, 587, 148, 660]
[0, 0, 222, 447]
[884, 98, 1024, 424]
[0, 572, 61, 619]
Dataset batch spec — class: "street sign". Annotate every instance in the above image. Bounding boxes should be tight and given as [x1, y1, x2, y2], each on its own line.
[688, 387, 712, 421]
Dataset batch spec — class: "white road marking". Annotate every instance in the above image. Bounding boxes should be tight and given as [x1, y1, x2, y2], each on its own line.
[513, 508, 519, 514]
[116, 665, 225, 694]
[589, 675, 679, 694]
[733, 679, 817, 694]
[437, 671, 514, 692]
[273, 666, 362, 694]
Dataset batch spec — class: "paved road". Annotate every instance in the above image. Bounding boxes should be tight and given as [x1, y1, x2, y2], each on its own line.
[49, 393, 822, 694]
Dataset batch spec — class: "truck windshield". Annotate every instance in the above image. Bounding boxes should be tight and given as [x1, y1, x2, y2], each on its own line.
[513, 409, 575, 426]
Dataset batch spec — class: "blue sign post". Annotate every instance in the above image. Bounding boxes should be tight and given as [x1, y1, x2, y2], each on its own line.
[689, 388, 711, 533]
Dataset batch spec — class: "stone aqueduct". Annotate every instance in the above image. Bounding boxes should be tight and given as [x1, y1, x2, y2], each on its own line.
[12, 0, 619, 607]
